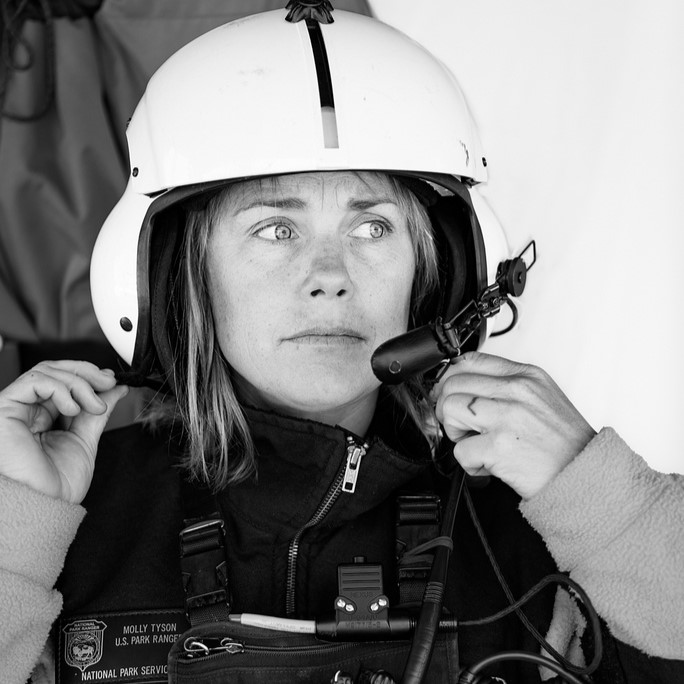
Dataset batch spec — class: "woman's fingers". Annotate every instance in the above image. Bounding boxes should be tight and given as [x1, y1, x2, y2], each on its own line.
[26, 402, 62, 435]
[7, 371, 80, 418]
[450, 433, 492, 477]
[33, 361, 117, 411]
[3, 361, 117, 423]
[0, 360, 127, 503]
[69, 384, 129, 454]
[436, 391, 508, 442]
[38, 360, 117, 392]
[432, 351, 596, 499]
[41, 383, 130, 503]
[434, 351, 533, 385]
[433, 352, 543, 401]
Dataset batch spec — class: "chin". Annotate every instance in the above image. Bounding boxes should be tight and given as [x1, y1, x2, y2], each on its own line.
[275, 378, 379, 414]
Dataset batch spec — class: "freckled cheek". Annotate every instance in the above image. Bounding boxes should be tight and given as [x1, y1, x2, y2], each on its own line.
[207, 260, 288, 356]
[365, 248, 414, 315]
[358, 268, 414, 336]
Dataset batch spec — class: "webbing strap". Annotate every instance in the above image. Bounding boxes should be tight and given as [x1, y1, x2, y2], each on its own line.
[395, 493, 441, 606]
[178, 476, 232, 625]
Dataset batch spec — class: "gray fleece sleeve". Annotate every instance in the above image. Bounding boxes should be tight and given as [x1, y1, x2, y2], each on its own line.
[0, 475, 85, 684]
[520, 427, 684, 659]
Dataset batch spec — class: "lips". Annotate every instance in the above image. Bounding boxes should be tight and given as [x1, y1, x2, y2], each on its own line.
[283, 326, 366, 343]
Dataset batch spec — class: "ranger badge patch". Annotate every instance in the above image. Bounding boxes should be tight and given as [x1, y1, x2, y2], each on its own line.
[62, 619, 107, 672]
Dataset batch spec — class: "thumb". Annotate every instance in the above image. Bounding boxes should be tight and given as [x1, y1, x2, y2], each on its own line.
[451, 351, 531, 378]
[69, 385, 130, 453]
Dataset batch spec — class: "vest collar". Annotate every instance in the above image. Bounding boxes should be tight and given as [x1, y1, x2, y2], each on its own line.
[219, 394, 433, 536]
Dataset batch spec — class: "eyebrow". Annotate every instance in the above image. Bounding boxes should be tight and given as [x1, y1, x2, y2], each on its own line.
[347, 198, 397, 211]
[232, 196, 398, 215]
[233, 197, 307, 215]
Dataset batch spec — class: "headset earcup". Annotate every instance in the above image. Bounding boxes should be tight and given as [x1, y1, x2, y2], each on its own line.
[417, 194, 487, 350]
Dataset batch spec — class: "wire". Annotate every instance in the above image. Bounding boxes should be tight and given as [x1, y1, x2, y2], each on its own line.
[400, 468, 467, 684]
[229, 613, 316, 633]
[458, 650, 588, 684]
[489, 297, 518, 337]
[461, 486, 603, 676]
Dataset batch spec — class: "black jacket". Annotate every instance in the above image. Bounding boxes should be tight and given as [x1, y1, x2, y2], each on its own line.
[57, 396, 675, 682]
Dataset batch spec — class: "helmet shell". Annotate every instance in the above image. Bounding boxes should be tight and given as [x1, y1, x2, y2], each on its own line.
[127, 9, 486, 193]
[91, 8, 507, 371]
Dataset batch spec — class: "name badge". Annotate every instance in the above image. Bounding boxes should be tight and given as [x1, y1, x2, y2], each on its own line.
[57, 609, 190, 683]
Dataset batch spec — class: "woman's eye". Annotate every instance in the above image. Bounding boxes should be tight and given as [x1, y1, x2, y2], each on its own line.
[351, 220, 390, 239]
[255, 222, 297, 241]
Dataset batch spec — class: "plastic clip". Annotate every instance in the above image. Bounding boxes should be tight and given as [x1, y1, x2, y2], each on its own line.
[179, 518, 231, 622]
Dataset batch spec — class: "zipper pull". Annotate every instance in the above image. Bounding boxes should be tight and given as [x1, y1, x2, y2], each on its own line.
[342, 437, 368, 494]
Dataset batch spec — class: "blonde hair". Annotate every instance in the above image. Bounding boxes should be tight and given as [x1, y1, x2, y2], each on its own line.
[156, 172, 440, 489]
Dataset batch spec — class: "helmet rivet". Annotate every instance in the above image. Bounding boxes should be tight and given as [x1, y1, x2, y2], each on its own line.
[132, 167, 139, 177]
[120, 317, 133, 332]
[482, 157, 488, 167]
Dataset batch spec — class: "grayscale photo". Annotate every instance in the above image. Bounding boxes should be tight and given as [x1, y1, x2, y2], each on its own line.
[0, 1, 681, 683]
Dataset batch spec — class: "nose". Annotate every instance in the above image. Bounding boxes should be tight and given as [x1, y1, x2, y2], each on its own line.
[301, 239, 353, 299]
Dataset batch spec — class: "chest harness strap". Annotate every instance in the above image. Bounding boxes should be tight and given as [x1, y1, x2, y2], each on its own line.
[395, 493, 443, 606]
[178, 475, 232, 625]
[178, 477, 445, 626]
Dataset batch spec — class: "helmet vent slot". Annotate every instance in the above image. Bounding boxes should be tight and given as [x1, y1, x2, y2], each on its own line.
[305, 19, 339, 148]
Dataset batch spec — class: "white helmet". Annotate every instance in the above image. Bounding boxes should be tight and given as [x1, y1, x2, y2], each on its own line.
[90, 2, 525, 385]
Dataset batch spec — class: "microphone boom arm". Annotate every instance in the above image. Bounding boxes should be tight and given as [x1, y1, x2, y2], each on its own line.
[371, 241, 536, 385]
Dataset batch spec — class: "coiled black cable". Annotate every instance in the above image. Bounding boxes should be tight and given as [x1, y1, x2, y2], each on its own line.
[400, 468, 467, 684]
[458, 650, 587, 684]
[461, 486, 603, 676]
[400, 468, 603, 684]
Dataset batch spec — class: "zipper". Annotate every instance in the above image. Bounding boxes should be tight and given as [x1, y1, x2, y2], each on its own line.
[285, 435, 368, 616]
[341, 438, 366, 494]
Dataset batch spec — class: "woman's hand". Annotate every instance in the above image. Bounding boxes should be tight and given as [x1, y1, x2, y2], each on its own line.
[0, 360, 129, 504]
[432, 352, 596, 500]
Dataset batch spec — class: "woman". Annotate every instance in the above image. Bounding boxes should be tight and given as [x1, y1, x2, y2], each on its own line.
[0, 5, 681, 683]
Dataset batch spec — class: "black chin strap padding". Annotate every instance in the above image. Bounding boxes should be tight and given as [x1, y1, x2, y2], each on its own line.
[124, 180, 234, 388]
[149, 208, 183, 388]
[426, 196, 469, 322]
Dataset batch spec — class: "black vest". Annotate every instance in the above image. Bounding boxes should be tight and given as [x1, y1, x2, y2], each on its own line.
[57, 399, 621, 682]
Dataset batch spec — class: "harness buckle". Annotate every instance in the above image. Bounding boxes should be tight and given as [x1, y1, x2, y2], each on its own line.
[396, 494, 441, 605]
[179, 517, 231, 622]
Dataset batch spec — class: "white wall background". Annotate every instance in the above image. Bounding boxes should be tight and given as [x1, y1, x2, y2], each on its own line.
[369, 0, 684, 473]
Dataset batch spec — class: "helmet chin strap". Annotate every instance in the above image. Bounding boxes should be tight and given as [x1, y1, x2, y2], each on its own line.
[371, 240, 536, 385]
